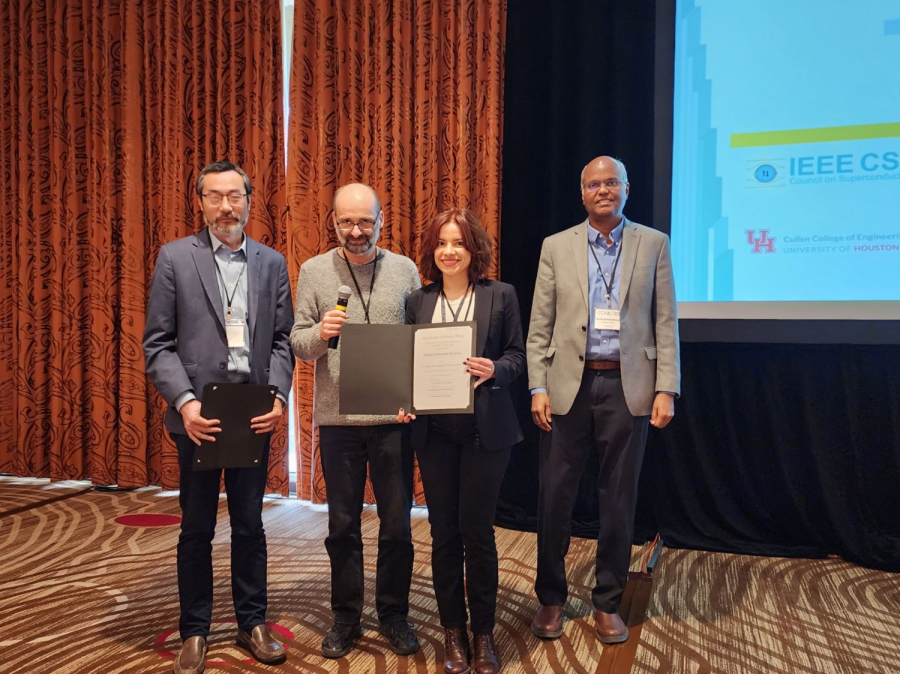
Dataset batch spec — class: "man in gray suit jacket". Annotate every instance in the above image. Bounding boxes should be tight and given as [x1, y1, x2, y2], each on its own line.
[143, 161, 294, 674]
[527, 156, 680, 644]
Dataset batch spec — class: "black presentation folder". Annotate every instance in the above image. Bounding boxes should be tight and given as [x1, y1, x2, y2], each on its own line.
[193, 383, 277, 471]
[339, 322, 476, 416]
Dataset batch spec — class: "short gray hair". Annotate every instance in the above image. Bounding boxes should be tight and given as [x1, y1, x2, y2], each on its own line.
[196, 160, 253, 197]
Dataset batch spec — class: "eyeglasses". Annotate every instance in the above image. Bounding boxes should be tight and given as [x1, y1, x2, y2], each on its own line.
[336, 218, 378, 232]
[582, 179, 625, 192]
[202, 192, 247, 206]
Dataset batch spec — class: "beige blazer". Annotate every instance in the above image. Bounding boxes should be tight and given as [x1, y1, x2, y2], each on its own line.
[526, 219, 680, 417]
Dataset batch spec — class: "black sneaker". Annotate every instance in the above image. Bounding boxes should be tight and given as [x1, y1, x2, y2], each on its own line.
[379, 619, 420, 655]
[321, 622, 362, 659]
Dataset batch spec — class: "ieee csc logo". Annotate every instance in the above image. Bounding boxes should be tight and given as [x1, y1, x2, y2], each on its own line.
[754, 164, 777, 183]
[747, 161, 786, 187]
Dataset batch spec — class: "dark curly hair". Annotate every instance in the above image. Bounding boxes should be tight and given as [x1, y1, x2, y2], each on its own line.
[419, 208, 493, 284]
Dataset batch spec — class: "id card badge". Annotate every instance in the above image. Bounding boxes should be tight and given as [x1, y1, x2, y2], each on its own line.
[225, 318, 246, 348]
[594, 308, 620, 331]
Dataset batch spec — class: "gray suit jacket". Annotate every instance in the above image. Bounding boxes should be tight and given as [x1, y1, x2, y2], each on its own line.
[527, 219, 680, 417]
[143, 228, 295, 434]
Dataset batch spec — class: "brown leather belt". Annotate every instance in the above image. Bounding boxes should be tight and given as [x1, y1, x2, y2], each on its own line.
[585, 359, 620, 371]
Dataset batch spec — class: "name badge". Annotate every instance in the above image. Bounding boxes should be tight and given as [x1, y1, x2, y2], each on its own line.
[225, 319, 246, 349]
[594, 308, 620, 331]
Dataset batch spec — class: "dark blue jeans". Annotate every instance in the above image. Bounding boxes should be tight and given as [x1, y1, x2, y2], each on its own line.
[174, 433, 270, 639]
[318, 424, 414, 625]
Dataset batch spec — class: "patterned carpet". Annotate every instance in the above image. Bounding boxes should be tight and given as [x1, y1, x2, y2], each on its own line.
[1, 476, 898, 673]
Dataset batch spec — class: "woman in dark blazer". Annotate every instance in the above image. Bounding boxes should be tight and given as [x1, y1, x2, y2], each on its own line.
[399, 208, 525, 674]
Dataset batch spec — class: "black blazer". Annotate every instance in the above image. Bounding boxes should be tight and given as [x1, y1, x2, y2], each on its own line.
[406, 280, 526, 451]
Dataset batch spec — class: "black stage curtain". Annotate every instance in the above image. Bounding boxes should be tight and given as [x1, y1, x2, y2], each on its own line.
[643, 343, 900, 571]
[496, 0, 900, 572]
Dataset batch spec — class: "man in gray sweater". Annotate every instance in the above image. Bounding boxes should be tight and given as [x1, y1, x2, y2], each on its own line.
[290, 183, 421, 659]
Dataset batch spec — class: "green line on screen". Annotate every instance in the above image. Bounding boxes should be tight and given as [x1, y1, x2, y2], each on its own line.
[730, 122, 900, 148]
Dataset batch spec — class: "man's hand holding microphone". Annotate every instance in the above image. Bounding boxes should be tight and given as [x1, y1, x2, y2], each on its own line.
[320, 285, 353, 347]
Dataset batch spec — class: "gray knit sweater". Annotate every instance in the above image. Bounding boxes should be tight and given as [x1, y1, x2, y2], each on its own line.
[290, 248, 420, 426]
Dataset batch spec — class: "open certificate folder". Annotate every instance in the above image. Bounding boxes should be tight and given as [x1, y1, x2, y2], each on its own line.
[339, 322, 477, 415]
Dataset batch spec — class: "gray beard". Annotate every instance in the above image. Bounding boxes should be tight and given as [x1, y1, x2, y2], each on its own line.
[342, 233, 375, 256]
[207, 215, 247, 239]
[211, 223, 243, 237]
[344, 240, 373, 255]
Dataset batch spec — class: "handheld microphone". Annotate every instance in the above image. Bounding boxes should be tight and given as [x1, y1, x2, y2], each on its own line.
[328, 285, 353, 349]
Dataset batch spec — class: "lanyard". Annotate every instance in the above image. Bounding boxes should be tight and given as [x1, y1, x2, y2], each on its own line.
[589, 235, 622, 308]
[213, 252, 246, 321]
[440, 284, 474, 323]
[342, 251, 378, 324]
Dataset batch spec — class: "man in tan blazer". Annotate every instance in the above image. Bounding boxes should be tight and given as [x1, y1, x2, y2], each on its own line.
[527, 156, 680, 644]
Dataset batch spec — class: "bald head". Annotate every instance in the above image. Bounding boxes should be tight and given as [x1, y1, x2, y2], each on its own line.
[580, 156, 630, 230]
[333, 183, 382, 217]
[580, 156, 628, 189]
[332, 183, 384, 259]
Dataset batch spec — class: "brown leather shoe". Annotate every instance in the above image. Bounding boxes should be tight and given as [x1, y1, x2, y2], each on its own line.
[443, 627, 470, 674]
[472, 633, 500, 674]
[530, 604, 563, 639]
[236, 624, 287, 665]
[173, 636, 207, 674]
[593, 609, 629, 644]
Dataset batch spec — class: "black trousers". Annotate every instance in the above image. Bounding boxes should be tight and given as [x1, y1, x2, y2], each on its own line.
[535, 369, 649, 613]
[318, 424, 414, 625]
[416, 415, 511, 634]
[174, 433, 270, 640]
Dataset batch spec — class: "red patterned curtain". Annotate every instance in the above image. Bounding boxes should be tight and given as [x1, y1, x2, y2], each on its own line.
[0, 0, 289, 493]
[286, 0, 508, 503]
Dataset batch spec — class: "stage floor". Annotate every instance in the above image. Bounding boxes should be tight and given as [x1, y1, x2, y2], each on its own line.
[1, 477, 897, 673]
